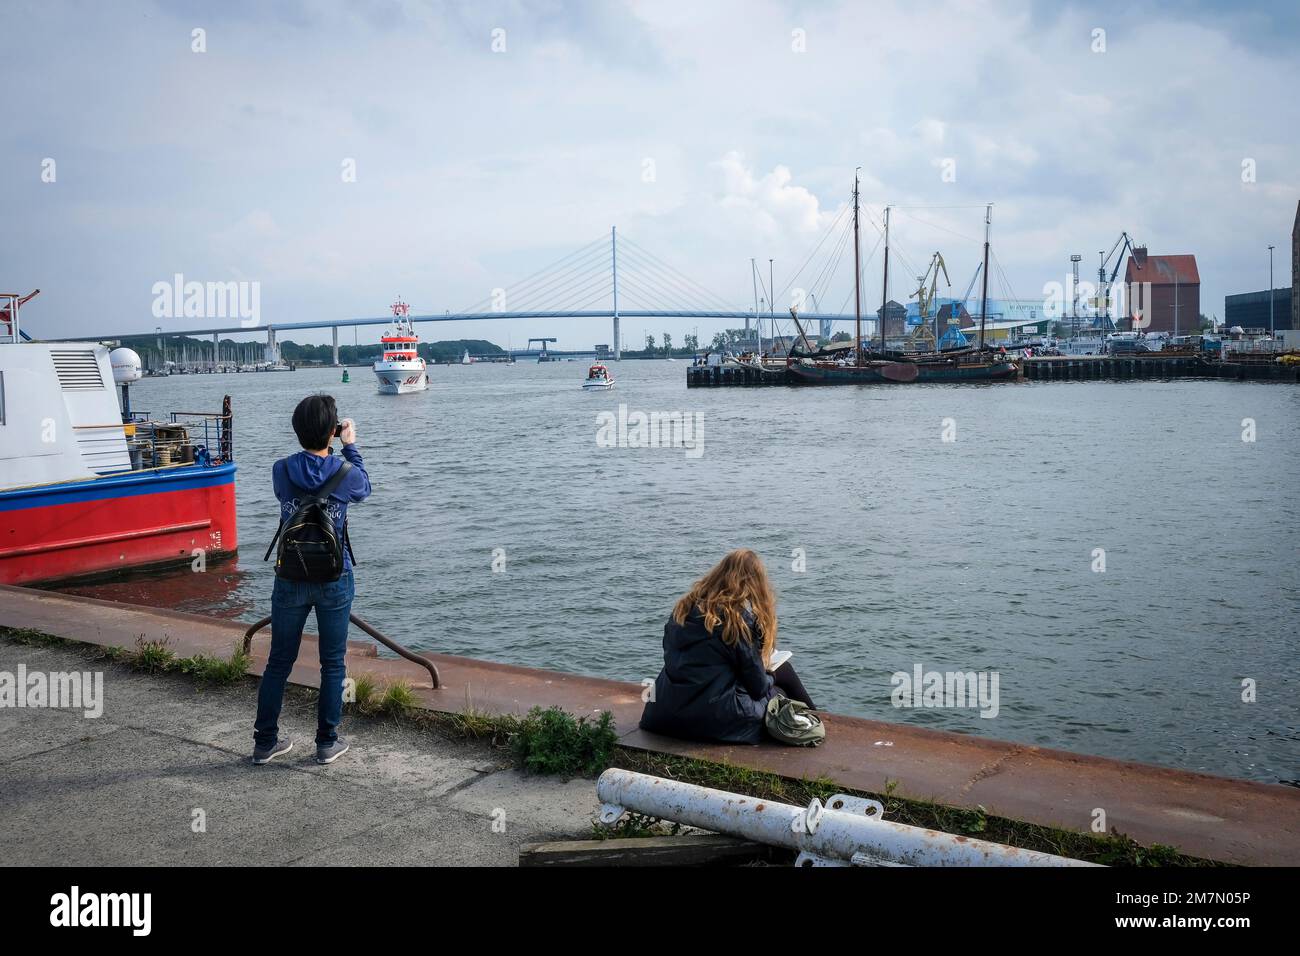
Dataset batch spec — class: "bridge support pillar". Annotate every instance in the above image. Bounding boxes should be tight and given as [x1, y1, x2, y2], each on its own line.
[332, 326, 339, 366]
[265, 327, 277, 365]
[212, 332, 219, 366]
[613, 315, 620, 361]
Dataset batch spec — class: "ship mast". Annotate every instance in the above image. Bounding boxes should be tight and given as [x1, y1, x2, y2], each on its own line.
[880, 205, 891, 352]
[978, 204, 991, 351]
[853, 170, 862, 367]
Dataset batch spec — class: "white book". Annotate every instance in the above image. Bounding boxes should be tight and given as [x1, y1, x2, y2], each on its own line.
[769, 649, 793, 671]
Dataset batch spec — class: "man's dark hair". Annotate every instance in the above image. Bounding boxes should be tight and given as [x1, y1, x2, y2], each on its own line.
[291, 394, 338, 450]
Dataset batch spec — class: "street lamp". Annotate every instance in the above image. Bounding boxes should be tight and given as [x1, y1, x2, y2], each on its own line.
[1268, 245, 1275, 336]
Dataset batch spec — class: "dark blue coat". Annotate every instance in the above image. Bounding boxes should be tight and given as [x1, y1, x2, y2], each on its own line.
[639, 610, 776, 745]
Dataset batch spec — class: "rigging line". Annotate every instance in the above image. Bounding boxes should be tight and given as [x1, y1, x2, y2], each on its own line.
[835, 232, 884, 315]
[808, 220, 854, 304]
[453, 234, 607, 312]
[616, 248, 742, 312]
[774, 202, 852, 298]
[491, 247, 611, 311]
[800, 214, 853, 306]
[887, 203, 993, 210]
[618, 236, 737, 310]
[892, 207, 982, 245]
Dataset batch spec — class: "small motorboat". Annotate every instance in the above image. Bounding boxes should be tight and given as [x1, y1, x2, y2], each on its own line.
[582, 362, 615, 390]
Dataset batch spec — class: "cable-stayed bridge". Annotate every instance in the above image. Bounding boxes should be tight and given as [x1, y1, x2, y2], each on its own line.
[43, 228, 869, 362]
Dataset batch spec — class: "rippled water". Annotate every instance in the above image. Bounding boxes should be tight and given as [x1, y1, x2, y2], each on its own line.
[63, 361, 1300, 784]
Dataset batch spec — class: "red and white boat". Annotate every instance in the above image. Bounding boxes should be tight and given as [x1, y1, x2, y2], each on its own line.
[582, 362, 615, 390]
[0, 292, 238, 586]
[374, 299, 428, 394]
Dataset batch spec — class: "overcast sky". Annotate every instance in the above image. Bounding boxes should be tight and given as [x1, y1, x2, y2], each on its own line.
[3, 0, 1297, 348]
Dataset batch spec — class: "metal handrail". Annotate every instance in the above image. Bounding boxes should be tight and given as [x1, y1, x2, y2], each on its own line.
[242, 613, 442, 689]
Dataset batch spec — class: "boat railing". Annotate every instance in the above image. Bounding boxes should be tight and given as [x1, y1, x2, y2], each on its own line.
[122, 399, 233, 468]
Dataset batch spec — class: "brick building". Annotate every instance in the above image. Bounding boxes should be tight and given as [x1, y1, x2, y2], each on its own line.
[1125, 247, 1201, 334]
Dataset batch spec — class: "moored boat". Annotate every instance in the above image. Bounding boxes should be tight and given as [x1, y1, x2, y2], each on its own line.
[0, 293, 238, 586]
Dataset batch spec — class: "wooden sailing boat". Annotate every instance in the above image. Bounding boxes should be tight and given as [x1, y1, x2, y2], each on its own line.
[786, 179, 1018, 385]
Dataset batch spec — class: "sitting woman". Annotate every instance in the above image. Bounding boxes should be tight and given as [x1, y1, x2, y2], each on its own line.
[640, 549, 816, 745]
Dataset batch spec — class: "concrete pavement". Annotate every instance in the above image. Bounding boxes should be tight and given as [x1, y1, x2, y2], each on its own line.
[0, 639, 601, 866]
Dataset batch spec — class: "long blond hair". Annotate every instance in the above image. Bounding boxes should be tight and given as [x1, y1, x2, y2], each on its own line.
[672, 549, 777, 666]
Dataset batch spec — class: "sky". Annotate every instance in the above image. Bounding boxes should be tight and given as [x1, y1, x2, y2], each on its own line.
[2, 0, 1298, 349]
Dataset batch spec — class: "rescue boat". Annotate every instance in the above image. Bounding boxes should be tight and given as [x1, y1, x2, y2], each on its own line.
[373, 299, 428, 394]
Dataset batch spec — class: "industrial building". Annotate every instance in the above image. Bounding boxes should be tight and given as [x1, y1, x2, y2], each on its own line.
[1224, 288, 1293, 331]
[1222, 200, 1300, 333]
[1124, 247, 1200, 334]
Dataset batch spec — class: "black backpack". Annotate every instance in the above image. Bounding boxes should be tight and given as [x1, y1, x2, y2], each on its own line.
[263, 461, 357, 582]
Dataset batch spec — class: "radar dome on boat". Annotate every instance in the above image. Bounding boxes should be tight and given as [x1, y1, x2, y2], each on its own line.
[110, 347, 142, 383]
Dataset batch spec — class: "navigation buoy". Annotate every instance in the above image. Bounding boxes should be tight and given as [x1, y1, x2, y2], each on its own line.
[342, 369, 350, 383]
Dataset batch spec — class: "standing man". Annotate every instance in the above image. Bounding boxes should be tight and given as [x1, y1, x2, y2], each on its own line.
[253, 394, 371, 765]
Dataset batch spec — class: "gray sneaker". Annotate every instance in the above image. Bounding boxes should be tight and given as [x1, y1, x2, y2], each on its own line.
[316, 738, 349, 765]
[252, 738, 293, 765]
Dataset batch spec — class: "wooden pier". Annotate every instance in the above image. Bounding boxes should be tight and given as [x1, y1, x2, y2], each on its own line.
[687, 356, 1300, 387]
[686, 364, 788, 387]
[1020, 354, 1299, 383]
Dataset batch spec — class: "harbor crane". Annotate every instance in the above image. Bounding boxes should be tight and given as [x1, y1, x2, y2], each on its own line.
[1097, 232, 1136, 330]
[909, 252, 951, 349]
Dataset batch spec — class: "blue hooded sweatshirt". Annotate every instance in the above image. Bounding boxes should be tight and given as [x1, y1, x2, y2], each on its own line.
[271, 444, 371, 571]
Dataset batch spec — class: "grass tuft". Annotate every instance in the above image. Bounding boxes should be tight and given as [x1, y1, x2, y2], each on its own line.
[176, 646, 251, 685]
[510, 706, 618, 777]
[131, 636, 177, 673]
[379, 680, 416, 716]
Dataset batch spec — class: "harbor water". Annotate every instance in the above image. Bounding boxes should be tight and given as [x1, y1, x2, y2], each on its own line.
[63, 361, 1299, 785]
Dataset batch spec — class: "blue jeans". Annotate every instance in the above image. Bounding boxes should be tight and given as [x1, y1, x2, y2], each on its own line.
[254, 571, 354, 747]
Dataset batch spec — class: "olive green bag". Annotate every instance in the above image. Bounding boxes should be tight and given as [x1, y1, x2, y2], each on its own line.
[765, 694, 826, 747]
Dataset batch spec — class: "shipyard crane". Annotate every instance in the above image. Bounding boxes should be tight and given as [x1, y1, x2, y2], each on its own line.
[1097, 232, 1136, 330]
[909, 252, 950, 349]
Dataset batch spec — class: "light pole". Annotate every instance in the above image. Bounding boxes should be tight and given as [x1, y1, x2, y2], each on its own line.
[1268, 245, 1275, 336]
[1173, 271, 1180, 338]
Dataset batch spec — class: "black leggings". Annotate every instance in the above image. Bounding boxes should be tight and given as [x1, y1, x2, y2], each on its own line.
[771, 662, 816, 710]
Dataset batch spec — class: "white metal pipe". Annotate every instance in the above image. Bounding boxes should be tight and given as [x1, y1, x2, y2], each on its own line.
[596, 769, 1098, 867]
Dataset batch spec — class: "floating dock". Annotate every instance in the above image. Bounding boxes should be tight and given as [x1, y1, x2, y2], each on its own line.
[687, 356, 1299, 387]
[1021, 354, 1300, 382]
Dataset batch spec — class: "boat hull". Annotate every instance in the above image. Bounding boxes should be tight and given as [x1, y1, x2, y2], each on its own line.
[582, 380, 615, 390]
[374, 368, 429, 394]
[788, 359, 1019, 385]
[0, 463, 238, 586]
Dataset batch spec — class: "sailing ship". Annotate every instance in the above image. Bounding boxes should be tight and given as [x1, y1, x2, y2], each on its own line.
[786, 174, 1018, 385]
[373, 299, 429, 394]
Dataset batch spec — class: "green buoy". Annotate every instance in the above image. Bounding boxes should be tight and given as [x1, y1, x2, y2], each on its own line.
[341, 369, 350, 383]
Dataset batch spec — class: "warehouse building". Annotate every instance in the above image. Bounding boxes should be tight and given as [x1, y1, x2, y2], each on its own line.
[1125, 247, 1200, 334]
[1224, 288, 1293, 331]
